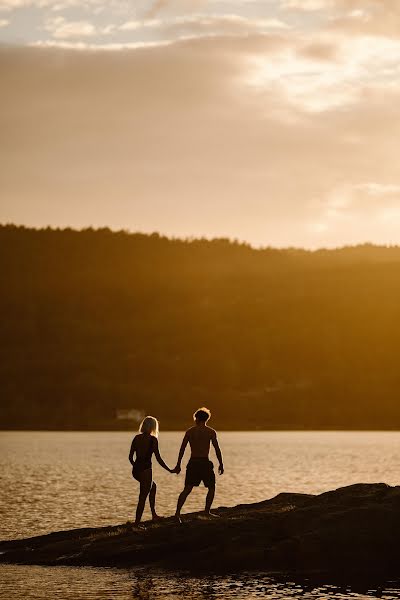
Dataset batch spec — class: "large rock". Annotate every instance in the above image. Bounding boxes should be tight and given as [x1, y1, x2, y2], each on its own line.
[1, 483, 399, 577]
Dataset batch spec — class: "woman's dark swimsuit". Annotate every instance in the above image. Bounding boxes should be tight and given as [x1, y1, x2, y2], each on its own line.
[132, 436, 155, 482]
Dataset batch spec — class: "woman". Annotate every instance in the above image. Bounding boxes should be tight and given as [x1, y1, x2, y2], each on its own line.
[129, 416, 172, 525]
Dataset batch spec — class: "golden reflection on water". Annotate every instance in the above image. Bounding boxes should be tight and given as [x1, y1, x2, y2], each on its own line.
[0, 566, 399, 600]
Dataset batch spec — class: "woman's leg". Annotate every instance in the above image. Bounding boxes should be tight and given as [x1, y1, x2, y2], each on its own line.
[149, 481, 160, 519]
[135, 470, 152, 524]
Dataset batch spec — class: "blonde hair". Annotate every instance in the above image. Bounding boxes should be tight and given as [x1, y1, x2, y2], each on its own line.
[139, 416, 159, 437]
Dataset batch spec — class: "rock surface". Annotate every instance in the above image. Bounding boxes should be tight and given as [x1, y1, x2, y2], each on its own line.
[1, 483, 400, 577]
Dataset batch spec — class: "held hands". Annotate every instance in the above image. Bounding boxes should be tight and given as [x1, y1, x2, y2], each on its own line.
[167, 465, 179, 474]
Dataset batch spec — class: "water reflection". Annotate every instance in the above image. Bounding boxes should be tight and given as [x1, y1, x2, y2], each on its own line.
[1, 566, 399, 600]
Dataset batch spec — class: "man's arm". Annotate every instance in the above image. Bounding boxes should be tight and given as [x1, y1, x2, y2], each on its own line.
[128, 437, 136, 466]
[211, 431, 224, 475]
[174, 431, 189, 474]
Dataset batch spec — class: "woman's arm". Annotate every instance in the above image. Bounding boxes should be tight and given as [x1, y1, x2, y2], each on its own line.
[128, 436, 137, 466]
[153, 438, 172, 472]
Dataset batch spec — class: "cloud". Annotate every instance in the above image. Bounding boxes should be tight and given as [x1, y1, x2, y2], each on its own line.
[310, 181, 400, 242]
[0, 0, 129, 11]
[119, 18, 162, 31]
[0, 0, 24, 9]
[32, 38, 172, 49]
[280, 0, 400, 39]
[0, 17, 9, 24]
[0, 0, 75, 9]
[283, 0, 400, 38]
[119, 13, 289, 37]
[44, 16, 97, 38]
[244, 26, 400, 112]
[33, 12, 290, 48]
[354, 183, 400, 197]
[280, 0, 331, 11]
[324, 183, 400, 218]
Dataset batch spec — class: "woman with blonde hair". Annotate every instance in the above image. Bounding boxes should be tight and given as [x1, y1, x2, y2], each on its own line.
[128, 416, 172, 525]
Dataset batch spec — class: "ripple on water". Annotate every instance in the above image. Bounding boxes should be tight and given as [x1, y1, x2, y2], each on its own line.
[1, 566, 400, 600]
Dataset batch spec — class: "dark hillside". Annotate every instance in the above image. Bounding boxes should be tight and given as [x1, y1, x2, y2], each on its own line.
[1, 224, 400, 429]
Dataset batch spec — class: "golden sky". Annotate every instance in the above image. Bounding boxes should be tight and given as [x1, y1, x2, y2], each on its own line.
[1, 0, 400, 247]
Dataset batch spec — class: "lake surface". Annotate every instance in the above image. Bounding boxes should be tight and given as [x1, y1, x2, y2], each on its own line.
[1, 430, 400, 599]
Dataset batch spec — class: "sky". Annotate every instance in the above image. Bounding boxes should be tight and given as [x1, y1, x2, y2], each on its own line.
[1, 0, 400, 248]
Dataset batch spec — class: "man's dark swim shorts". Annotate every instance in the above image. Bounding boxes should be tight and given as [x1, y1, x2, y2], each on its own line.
[185, 458, 216, 488]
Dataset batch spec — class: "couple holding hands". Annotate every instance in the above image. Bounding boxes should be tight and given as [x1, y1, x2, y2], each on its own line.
[128, 407, 224, 525]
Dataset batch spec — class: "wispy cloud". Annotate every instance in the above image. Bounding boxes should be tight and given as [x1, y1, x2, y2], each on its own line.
[281, 0, 331, 11]
[119, 13, 289, 35]
[310, 180, 400, 240]
[0, 0, 129, 11]
[44, 15, 116, 38]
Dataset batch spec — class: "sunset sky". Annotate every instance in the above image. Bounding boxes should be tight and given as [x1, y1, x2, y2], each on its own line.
[1, 0, 400, 248]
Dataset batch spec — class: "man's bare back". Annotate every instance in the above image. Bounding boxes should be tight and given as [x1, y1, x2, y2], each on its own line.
[185, 425, 216, 458]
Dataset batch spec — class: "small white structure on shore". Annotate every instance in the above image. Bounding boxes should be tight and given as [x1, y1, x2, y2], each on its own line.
[116, 408, 145, 423]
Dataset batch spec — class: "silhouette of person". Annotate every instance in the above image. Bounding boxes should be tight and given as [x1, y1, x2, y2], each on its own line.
[129, 416, 172, 525]
[173, 407, 224, 523]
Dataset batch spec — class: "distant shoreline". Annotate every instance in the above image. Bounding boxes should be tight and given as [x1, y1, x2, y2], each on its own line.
[3, 427, 400, 432]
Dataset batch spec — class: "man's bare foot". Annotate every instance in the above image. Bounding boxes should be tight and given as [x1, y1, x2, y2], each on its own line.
[203, 511, 220, 518]
[132, 522, 146, 530]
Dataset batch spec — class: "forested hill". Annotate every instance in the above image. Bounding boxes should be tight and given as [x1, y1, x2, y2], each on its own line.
[1, 224, 400, 430]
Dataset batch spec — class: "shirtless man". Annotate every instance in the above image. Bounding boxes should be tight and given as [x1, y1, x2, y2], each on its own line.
[173, 407, 224, 523]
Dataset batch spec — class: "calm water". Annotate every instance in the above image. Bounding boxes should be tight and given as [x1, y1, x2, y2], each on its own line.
[2, 565, 400, 600]
[1, 431, 400, 599]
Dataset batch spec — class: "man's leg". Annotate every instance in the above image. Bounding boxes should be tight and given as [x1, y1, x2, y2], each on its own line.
[204, 462, 217, 516]
[175, 485, 193, 523]
[205, 486, 215, 514]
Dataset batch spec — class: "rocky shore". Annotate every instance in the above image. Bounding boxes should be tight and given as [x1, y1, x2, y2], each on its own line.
[1, 483, 400, 578]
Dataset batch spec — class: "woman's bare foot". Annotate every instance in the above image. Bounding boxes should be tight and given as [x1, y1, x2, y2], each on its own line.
[151, 514, 163, 522]
[174, 514, 183, 525]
